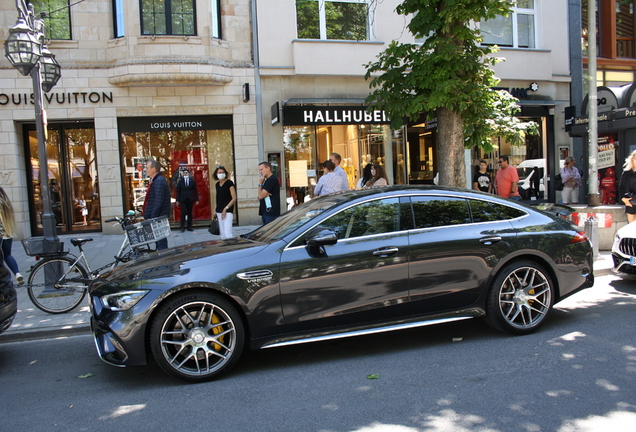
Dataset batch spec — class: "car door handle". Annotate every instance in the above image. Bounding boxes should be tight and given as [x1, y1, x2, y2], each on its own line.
[480, 236, 502, 245]
[373, 247, 399, 257]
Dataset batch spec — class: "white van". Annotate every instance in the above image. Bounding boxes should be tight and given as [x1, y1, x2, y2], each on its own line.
[515, 158, 564, 200]
[516, 159, 546, 199]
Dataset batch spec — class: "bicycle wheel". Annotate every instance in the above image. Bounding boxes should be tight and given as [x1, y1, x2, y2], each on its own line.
[27, 256, 90, 314]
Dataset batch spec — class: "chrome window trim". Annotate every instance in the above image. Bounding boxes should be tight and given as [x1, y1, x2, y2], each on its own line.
[282, 192, 529, 252]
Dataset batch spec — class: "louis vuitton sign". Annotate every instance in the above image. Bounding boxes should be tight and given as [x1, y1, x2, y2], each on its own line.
[0, 91, 113, 106]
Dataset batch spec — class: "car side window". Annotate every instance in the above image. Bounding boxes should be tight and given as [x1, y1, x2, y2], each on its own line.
[491, 202, 527, 220]
[468, 199, 502, 222]
[314, 197, 401, 240]
[411, 196, 470, 228]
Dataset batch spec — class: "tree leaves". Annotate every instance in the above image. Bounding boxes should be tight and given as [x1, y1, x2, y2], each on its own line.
[365, 0, 536, 187]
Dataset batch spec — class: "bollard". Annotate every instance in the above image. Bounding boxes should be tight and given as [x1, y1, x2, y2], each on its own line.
[584, 216, 598, 261]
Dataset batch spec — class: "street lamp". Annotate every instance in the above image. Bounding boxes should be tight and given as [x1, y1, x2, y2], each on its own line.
[4, 1, 61, 245]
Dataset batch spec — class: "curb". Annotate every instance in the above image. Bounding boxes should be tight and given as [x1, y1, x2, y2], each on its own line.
[0, 324, 91, 344]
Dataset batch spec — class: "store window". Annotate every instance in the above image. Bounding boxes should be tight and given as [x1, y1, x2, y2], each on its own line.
[140, 0, 196, 36]
[480, 0, 536, 49]
[472, 117, 546, 200]
[25, 123, 100, 235]
[32, 0, 71, 40]
[296, 0, 370, 41]
[118, 116, 234, 226]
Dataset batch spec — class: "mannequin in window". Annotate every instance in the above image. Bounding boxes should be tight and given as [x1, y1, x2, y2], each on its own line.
[396, 154, 405, 184]
[344, 157, 356, 188]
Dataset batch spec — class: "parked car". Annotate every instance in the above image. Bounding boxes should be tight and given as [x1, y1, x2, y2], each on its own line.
[89, 186, 594, 382]
[0, 249, 17, 336]
[611, 221, 636, 275]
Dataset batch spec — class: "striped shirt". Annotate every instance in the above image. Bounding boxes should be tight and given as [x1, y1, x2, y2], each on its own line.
[314, 172, 342, 196]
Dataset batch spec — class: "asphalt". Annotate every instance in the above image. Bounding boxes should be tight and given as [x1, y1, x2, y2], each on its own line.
[0, 226, 616, 343]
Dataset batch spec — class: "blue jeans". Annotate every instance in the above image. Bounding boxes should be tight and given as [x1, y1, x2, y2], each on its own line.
[2, 238, 19, 275]
[262, 214, 277, 225]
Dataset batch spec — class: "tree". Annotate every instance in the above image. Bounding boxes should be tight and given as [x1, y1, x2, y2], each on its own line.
[364, 0, 537, 187]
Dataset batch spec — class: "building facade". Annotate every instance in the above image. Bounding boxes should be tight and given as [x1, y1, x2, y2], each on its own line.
[256, 0, 573, 208]
[0, 0, 260, 238]
[1, 0, 576, 239]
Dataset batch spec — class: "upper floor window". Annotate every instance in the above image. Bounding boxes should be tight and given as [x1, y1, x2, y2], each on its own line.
[32, 0, 72, 40]
[113, 0, 125, 38]
[140, 0, 196, 36]
[583, 1, 636, 59]
[296, 0, 370, 41]
[480, 0, 536, 49]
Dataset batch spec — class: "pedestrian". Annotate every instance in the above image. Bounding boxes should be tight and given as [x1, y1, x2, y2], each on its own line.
[560, 156, 582, 205]
[357, 163, 374, 188]
[258, 161, 281, 225]
[77, 195, 88, 225]
[143, 159, 171, 250]
[0, 187, 23, 285]
[313, 160, 341, 196]
[329, 152, 349, 191]
[494, 155, 520, 200]
[619, 149, 636, 224]
[176, 169, 199, 232]
[473, 160, 492, 193]
[214, 165, 237, 239]
[369, 164, 389, 187]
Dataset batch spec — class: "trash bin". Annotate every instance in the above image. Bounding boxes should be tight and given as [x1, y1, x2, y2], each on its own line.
[584, 216, 598, 261]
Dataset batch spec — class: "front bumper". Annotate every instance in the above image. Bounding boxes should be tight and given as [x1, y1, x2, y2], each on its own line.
[612, 252, 636, 275]
[90, 293, 150, 367]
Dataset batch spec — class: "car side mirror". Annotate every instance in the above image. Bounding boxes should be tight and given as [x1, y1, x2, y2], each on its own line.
[306, 228, 338, 246]
[305, 228, 337, 258]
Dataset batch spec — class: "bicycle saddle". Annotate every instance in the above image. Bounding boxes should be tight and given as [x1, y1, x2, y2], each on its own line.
[70, 238, 94, 247]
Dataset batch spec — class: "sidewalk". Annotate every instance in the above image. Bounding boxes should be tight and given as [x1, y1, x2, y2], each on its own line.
[1, 225, 258, 343]
[0, 227, 616, 343]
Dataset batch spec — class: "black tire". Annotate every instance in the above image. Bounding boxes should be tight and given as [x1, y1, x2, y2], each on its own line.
[485, 260, 554, 335]
[149, 290, 245, 382]
[27, 256, 89, 314]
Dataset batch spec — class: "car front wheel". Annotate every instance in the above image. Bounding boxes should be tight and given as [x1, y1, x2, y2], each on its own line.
[486, 261, 553, 335]
[149, 290, 244, 382]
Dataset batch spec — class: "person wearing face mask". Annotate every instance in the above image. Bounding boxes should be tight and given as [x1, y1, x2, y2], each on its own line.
[214, 166, 237, 239]
[176, 168, 199, 232]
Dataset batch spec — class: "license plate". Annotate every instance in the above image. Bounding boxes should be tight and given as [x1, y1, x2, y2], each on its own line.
[630, 257, 636, 266]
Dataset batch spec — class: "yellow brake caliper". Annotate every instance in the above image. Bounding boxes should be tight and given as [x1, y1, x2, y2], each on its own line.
[211, 313, 225, 351]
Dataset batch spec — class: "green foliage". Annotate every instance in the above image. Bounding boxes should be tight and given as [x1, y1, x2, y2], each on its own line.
[364, 0, 536, 153]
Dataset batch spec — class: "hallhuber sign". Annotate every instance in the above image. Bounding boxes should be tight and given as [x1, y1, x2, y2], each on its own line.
[283, 105, 390, 125]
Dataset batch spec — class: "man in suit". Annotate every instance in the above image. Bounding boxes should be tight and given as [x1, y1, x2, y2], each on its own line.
[176, 169, 199, 232]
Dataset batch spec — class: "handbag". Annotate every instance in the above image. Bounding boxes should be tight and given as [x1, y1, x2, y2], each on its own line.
[554, 173, 564, 191]
[208, 216, 220, 235]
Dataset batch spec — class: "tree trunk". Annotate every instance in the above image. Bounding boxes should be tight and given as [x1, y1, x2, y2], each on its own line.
[436, 107, 466, 188]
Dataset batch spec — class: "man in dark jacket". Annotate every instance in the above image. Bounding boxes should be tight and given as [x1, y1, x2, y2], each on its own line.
[143, 159, 171, 250]
[176, 169, 199, 232]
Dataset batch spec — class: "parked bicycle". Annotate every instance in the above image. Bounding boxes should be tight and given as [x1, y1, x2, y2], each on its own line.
[22, 212, 171, 314]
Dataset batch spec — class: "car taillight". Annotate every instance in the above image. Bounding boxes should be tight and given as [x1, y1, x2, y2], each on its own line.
[570, 231, 589, 244]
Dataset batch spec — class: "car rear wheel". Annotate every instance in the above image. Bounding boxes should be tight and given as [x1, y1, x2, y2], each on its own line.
[486, 261, 553, 335]
[149, 291, 244, 382]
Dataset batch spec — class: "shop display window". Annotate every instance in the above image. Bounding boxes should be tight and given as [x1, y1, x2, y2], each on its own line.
[25, 124, 100, 234]
[120, 127, 234, 225]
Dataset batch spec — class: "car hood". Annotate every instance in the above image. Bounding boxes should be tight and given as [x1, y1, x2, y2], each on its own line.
[93, 236, 269, 286]
[616, 220, 636, 238]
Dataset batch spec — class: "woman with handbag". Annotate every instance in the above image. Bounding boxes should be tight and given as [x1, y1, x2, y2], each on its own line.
[560, 157, 582, 205]
[214, 166, 236, 239]
[620, 150, 636, 223]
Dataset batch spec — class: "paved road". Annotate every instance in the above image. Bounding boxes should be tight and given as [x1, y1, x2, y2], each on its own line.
[1, 274, 634, 432]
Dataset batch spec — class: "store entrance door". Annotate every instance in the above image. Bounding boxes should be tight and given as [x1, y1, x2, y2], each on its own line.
[24, 123, 101, 235]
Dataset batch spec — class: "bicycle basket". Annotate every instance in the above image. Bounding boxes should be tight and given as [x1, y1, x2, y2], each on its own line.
[21, 237, 65, 257]
[125, 216, 171, 247]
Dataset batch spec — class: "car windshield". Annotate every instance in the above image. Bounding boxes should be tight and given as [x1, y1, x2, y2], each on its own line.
[243, 195, 349, 242]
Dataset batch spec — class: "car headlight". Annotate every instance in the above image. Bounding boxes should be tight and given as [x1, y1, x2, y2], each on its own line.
[101, 290, 149, 311]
